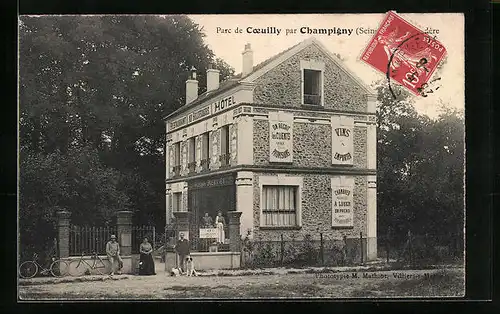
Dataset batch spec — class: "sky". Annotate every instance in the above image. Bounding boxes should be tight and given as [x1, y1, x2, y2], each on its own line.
[189, 13, 464, 119]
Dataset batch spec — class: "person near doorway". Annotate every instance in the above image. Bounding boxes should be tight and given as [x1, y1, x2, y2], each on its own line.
[215, 211, 226, 244]
[106, 234, 123, 276]
[139, 237, 156, 276]
[175, 232, 190, 273]
[202, 212, 213, 227]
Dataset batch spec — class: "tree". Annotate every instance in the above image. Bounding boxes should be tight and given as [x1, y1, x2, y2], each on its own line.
[19, 15, 235, 255]
[375, 81, 464, 246]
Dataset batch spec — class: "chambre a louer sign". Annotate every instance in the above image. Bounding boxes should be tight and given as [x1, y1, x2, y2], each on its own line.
[169, 94, 240, 131]
[331, 177, 354, 227]
[269, 114, 293, 163]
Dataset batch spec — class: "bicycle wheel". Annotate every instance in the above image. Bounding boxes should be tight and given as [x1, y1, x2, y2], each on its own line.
[68, 260, 87, 277]
[93, 258, 109, 275]
[19, 261, 38, 279]
[50, 260, 70, 277]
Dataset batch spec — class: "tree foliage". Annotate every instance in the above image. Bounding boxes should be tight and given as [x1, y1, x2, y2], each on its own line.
[19, 15, 234, 255]
[375, 82, 465, 244]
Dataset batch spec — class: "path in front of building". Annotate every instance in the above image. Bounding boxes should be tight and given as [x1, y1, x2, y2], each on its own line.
[19, 263, 465, 299]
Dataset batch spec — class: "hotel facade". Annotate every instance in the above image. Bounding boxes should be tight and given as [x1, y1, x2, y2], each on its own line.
[164, 38, 378, 260]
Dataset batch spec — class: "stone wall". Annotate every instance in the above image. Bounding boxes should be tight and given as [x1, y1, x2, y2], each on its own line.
[252, 173, 367, 241]
[253, 44, 368, 112]
[253, 119, 368, 168]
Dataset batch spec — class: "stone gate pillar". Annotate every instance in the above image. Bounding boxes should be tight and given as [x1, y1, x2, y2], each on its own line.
[117, 211, 133, 256]
[56, 210, 71, 258]
[228, 211, 242, 252]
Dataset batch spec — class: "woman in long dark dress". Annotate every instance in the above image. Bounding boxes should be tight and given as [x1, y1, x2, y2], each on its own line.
[139, 237, 156, 275]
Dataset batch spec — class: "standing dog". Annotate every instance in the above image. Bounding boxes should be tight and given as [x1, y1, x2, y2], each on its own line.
[185, 256, 198, 276]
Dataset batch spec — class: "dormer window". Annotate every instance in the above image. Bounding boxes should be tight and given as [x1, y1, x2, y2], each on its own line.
[301, 60, 325, 106]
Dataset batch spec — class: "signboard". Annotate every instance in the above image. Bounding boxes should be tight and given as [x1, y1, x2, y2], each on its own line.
[331, 176, 354, 227]
[168, 93, 242, 132]
[269, 112, 293, 163]
[331, 116, 354, 165]
[199, 228, 218, 239]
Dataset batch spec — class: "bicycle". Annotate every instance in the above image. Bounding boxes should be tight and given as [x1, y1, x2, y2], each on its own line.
[68, 251, 109, 276]
[18, 253, 70, 279]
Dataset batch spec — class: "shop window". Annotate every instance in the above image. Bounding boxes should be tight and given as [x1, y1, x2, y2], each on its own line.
[220, 125, 231, 166]
[261, 186, 298, 227]
[303, 69, 322, 106]
[201, 132, 210, 171]
[172, 192, 182, 212]
[188, 137, 196, 173]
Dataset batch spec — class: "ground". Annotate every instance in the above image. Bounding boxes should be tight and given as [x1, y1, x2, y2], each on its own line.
[19, 263, 464, 299]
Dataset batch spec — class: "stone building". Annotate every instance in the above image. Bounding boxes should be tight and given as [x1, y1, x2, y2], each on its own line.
[164, 37, 378, 260]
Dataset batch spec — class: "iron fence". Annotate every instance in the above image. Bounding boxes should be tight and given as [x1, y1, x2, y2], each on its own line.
[69, 225, 117, 256]
[131, 226, 156, 254]
[241, 233, 365, 268]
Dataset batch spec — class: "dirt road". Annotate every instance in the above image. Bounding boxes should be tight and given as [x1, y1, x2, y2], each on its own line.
[19, 268, 464, 299]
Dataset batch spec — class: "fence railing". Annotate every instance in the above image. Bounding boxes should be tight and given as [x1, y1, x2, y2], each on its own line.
[241, 233, 366, 268]
[69, 225, 117, 256]
[131, 226, 156, 254]
[69, 225, 158, 256]
[240, 231, 463, 269]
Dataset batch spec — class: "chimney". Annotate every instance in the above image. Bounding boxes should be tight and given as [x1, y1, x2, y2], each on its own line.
[206, 66, 220, 92]
[242, 43, 253, 77]
[185, 66, 198, 105]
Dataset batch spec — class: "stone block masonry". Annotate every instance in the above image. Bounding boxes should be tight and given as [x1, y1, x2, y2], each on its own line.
[253, 45, 368, 112]
[252, 173, 367, 242]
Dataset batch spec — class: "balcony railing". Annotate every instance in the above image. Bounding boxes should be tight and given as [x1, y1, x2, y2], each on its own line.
[303, 94, 322, 106]
[219, 154, 231, 167]
[172, 165, 181, 177]
[200, 159, 210, 172]
[188, 162, 196, 174]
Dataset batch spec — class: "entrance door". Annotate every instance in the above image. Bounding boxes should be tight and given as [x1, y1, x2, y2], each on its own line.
[188, 174, 236, 251]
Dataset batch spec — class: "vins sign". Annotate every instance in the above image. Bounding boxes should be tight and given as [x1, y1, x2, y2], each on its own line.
[269, 121, 293, 163]
[331, 116, 354, 165]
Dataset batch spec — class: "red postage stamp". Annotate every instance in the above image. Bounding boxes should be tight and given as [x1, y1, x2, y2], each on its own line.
[360, 11, 447, 96]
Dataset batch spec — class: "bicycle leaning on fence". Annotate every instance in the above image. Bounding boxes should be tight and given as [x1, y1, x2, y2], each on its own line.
[68, 251, 109, 276]
[18, 253, 70, 279]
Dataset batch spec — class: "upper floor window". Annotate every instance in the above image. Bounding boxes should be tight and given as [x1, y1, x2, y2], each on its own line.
[188, 137, 196, 173]
[220, 125, 230, 166]
[303, 69, 322, 105]
[171, 142, 181, 176]
[201, 132, 210, 171]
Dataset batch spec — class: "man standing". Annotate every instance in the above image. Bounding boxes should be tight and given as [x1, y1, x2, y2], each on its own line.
[175, 233, 190, 273]
[106, 234, 123, 276]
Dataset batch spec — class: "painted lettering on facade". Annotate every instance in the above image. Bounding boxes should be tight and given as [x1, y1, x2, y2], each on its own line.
[332, 118, 354, 165]
[168, 94, 240, 132]
[269, 121, 293, 163]
[332, 177, 354, 227]
[213, 95, 237, 114]
[193, 106, 211, 121]
[170, 116, 188, 130]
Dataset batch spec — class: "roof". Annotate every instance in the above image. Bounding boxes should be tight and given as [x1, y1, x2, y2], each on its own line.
[164, 40, 305, 121]
[164, 37, 375, 121]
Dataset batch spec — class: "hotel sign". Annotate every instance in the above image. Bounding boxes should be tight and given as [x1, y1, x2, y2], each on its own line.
[269, 112, 294, 163]
[331, 176, 354, 228]
[168, 93, 241, 132]
[331, 116, 354, 165]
